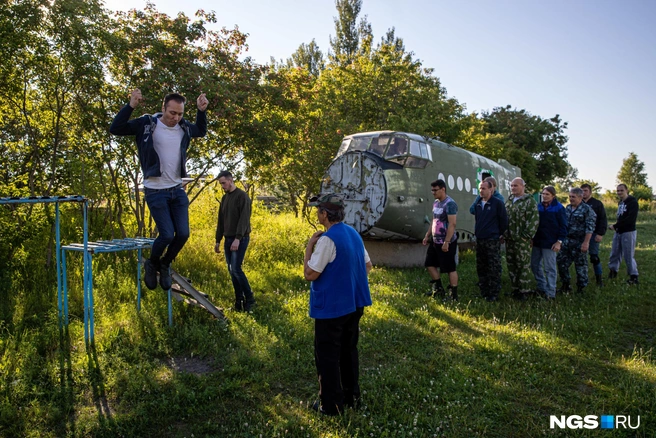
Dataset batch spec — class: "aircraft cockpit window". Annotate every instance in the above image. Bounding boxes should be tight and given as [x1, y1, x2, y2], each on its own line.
[368, 135, 391, 156]
[405, 157, 429, 169]
[385, 137, 408, 158]
[350, 136, 372, 152]
[419, 142, 429, 159]
[409, 140, 421, 157]
[337, 139, 351, 157]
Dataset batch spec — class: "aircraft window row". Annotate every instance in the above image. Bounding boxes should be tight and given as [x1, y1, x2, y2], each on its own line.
[438, 172, 474, 195]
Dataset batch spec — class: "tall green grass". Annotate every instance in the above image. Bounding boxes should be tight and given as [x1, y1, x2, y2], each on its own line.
[0, 190, 654, 437]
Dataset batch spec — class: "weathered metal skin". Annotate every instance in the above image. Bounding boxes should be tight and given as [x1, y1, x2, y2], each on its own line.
[321, 131, 521, 243]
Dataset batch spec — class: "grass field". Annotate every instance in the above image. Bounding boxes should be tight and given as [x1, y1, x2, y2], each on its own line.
[1, 198, 654, 437]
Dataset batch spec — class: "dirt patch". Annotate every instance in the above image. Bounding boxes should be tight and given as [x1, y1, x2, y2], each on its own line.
[166, 356, 216, 376]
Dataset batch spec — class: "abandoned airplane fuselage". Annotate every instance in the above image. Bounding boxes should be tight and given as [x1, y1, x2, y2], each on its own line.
[321, 131, 522, 254]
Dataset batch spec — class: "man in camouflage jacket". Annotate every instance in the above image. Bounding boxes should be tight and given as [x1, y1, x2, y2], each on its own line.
[557, 188, 597, 292]
[504, 178, 540, 300]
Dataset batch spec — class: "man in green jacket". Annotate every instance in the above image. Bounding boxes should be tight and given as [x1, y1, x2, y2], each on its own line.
[215, 171, 255, 312]
[504, 177, 539, 300]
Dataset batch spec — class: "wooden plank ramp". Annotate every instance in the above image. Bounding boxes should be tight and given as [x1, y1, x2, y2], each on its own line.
[170, 269, 227, 322]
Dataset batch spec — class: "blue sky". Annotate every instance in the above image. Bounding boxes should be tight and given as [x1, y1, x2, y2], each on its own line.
[105, 0, 656, 192]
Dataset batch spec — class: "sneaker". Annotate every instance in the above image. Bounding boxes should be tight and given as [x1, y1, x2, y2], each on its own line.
[627, 275, 639, 285]
[608, 270, 618, 279]
[144, 259, 159, 290]
[159, 261, 172, 290]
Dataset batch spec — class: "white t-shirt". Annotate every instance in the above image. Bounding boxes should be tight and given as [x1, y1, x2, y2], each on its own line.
[308, 235, 371, 273]
[144, 119, 184, 189]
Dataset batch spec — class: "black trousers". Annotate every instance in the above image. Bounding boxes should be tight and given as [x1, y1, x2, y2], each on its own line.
[314, 307, 364, 414]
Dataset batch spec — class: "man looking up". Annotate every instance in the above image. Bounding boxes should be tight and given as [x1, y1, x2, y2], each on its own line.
[608, 184, 639, 285]
[473, 180, 508, 302]
[215, 171, 255, 312]
[581, 183, 607, 287]
[557, 188, 596, 293]
[422, 179, 459, 301]
[504, 177, 539, 300]
[110, 89, 209, 291]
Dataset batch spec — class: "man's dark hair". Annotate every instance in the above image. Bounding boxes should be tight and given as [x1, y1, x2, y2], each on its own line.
[480, 180, 492, 189]
[319, 206, 345, 223]
[218, 170, 233, 180]
[580, 183, 592, 191]
[163, 93, 186, 109]
[617, 183, 628, 191]
[431, 179, 447, 191]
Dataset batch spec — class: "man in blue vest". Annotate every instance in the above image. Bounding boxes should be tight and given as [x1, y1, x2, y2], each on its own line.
[304, 193, 373, 416]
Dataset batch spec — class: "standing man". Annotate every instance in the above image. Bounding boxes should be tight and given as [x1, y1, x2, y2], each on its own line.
[422, 179, 459, 301]
[470, 176, 505, 214]
[304, 194, 373, 416]
[581, 183, 608, 286]
[557, 188, 596, 293]
[474, 180, 508, 302]
[608, 184, 639, 285]
[504, 177, 540, 300]
[215, 171, 255, 312]
[110, 89, 208, 290]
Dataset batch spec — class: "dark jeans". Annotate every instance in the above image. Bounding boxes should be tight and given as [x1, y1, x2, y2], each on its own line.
[314, 307, 364, 415]
[145, 187, 190, 263]
[224, 235, 253, 303]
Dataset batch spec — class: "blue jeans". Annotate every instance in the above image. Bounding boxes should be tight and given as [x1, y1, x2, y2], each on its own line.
[588, 235, 602, 276]
[145, 187, 190, 262]
[531, 246, 557, 298]
[224, 235, 254, 303]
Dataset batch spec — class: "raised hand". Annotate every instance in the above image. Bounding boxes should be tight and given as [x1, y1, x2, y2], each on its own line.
[129, 89, 143, 108]
[197, 92, 209, 111]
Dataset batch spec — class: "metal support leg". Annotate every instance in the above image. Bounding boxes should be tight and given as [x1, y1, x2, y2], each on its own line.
[62, 250, 69, 324]
[137, 248, 142, 311]
[56, 202, 62, 325]
[168, 287, 173, 326]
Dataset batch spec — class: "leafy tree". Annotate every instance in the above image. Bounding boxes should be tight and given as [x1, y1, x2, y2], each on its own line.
[617, 152, 649, 189]
[329, 0, 369, 65]
[289, 39, 324, 76]
[481, 105, 570, 191]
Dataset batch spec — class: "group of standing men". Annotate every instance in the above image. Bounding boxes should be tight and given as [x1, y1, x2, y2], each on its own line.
[423, 176, 640, 302]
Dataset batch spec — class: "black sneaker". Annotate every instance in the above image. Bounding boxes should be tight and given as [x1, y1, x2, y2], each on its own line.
[144, 259, 159, 290]
[608, 270, 618, 279]
[159, 261, 172, 290]
[627, 275, 639, 285]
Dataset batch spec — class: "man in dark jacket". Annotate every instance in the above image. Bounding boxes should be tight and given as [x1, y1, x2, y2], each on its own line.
[215, 171, 255, 311]
[608, 184, 639, 285]
[581, 183, 608, 286]
[110, 89, 208, 291]
[474, 180, 508, 301]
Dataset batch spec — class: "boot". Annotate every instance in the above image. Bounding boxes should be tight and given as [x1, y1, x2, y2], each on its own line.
[608, 269, 618, 279]
[595, 273, 604, 287]
[627, 275, 639, 286]
[557, 281, 571, 294]
[159, 260, 172, 290]
[144, 258, 159, 290]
